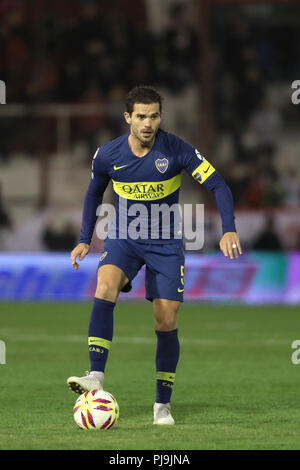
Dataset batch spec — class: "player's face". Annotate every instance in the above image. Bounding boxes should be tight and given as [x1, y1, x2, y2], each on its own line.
[124, 102, 161, 147]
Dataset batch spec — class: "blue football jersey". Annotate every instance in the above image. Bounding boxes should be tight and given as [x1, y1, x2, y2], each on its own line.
[88, 128, 216, 243]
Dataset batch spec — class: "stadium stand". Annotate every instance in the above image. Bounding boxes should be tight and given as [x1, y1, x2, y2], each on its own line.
[0, 0, 299, 252]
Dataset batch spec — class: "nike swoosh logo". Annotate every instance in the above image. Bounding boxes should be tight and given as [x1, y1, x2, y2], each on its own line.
[177, 288, 184, 293]
[114, 164, 129, 170]
[203, 165, 211, 173]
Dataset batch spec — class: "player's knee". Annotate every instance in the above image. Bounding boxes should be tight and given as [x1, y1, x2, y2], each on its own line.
[95, 280, 119, 302]
[155, 315, 177, 331]
[154, 301, 180, 331]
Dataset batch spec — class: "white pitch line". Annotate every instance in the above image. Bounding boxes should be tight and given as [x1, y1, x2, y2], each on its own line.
[0, 332, 225, 344]
[0, 331, 289, 346]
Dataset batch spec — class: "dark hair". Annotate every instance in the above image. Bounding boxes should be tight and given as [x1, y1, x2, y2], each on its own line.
[125, 85, 162, 115]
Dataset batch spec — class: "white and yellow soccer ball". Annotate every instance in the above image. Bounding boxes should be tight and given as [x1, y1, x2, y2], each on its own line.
[73, 389, 119, 430]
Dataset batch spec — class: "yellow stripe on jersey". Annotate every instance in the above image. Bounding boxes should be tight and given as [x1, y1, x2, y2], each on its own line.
[192, 160, 215, 184]
[88, 337, 112, 350]
[111, 174, 181, 201]
[156, 371, 176, 383]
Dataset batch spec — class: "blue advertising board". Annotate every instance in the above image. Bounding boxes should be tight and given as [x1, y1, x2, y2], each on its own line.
[0, 252, 298, 303]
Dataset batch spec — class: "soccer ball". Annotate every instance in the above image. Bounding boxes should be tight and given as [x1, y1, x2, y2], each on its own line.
[73, 389, 119, 430]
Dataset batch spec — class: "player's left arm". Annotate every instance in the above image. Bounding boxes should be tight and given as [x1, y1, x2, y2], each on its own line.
[180, 142, 242, 259]
[202, 171, 242, 259]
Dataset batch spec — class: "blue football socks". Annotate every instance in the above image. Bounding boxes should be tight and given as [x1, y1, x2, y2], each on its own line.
[88, 297, 115, 372]
[155, 329, 180, 404]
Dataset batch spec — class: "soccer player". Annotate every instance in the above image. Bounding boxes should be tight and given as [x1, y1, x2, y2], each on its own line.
[67, 86, 242, 425]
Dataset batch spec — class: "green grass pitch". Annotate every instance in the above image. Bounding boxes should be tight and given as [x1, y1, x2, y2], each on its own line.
[0, 301, 299, 450]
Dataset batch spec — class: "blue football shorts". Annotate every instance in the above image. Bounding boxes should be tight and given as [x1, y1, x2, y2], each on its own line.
[98, 238, 185, 302]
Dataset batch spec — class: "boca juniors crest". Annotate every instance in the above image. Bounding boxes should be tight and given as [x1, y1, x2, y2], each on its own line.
[155, 158, 169, 173]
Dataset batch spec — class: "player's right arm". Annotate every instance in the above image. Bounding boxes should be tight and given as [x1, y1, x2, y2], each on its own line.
[71, 148, 110, 270]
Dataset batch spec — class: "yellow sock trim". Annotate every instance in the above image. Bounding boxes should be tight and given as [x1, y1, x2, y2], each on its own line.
[156, 371, 176, 383]
[88, 337, 111, 350]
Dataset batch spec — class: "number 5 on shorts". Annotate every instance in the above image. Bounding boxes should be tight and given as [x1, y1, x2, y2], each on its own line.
[178, 265, 184, 293]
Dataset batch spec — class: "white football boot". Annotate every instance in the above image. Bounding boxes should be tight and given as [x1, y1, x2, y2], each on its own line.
[67, 371, 104, 395]
[153, 402, 175, 425]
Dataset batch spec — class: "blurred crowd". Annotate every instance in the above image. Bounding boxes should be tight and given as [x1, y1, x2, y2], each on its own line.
[0, 0, 300, 251]
[0, 0, 200, 159]
[0, 1, 198, 103]
[212, 16, 300, 209]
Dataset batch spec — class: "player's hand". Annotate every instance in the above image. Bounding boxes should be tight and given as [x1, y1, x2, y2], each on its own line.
[70, 243, 90, 270]
[219, 232, 242, 260]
